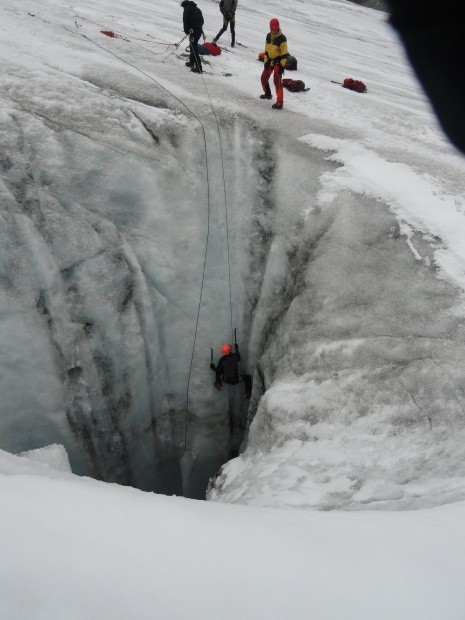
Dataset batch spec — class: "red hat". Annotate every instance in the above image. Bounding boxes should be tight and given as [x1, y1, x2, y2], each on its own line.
[221, 343, 232, 355]
[270, 18, 280, 31]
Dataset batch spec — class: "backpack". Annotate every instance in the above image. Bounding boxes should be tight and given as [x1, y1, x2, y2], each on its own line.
[342, 77, 367, 93]
[285, 54, 297, 71]
[220, 353, 240, 384]
[203, 41, 222, 56]
[282, 78, 308, 92]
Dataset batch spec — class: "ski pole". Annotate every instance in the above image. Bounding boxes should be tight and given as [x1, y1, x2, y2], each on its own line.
[234, 328, 237, 345]
[210, 347, 214, 363]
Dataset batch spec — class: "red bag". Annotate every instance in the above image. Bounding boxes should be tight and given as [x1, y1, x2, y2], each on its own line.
[203, 42, 221, 56]
[342, 78, 367, 93]
[282, 78, 307, 92]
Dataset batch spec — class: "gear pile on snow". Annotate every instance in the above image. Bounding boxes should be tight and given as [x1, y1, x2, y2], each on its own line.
[282, 78, 308, 92]
[203, 41, 222, 56]
[197, 41, 222, 55]
[342, 77, 367, 93]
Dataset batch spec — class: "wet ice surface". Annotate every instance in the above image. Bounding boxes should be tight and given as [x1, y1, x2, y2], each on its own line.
[210, 188, 465, 508]
[1, 0, 465, 506]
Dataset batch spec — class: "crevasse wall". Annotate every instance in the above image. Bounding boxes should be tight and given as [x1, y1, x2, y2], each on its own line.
[1, 65, 316, 497]
[3, 60, 465, 506]
[209, 176, 465, 509]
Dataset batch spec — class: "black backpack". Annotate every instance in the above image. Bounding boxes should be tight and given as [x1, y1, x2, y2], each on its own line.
[286, 54, 297, 71]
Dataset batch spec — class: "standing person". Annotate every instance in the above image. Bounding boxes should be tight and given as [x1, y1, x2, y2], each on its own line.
[210, 342, 252, 399]
[260, 18, 288, 109]
[213, 0, 238, 48]
[181, 0, 205, 74]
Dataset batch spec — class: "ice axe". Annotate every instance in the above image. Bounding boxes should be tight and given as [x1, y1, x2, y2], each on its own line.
[210, 347, 217, 375]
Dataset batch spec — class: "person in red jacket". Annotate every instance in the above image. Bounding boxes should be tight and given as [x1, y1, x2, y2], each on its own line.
[210, 342, 252, 399]
[260, 18, 288, 109]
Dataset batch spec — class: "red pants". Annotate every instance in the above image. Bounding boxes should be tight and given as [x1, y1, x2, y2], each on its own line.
[261, 64, 283, 105]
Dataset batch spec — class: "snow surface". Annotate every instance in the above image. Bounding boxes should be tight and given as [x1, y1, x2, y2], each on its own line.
[1, 448, 465, 619]
[2, 0, 465, 614]
[18, 443, 72, 473]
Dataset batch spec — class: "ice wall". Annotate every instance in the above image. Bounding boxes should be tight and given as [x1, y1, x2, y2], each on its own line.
[209, 174, 465, 509]
[0, 63, 287, 496]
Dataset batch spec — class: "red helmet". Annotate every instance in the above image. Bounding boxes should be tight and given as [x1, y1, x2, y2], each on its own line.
[270, 18, 280, 31]
[221, 343, 232, 355]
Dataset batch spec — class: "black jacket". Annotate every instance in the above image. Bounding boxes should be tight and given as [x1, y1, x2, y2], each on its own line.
[182, 1, 204, 36]
[212, 346, 241, 384]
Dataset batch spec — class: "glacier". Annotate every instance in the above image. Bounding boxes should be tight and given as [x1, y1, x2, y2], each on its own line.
[1, 0, 465, 509]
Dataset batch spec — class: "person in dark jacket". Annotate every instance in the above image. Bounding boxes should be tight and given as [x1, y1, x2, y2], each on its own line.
[387, 0, 465, 155]
[210, 342, 252, 399]
[213, 0, 238, 47]
[181, 0, 205, 74]
[260, 18, 288, 109]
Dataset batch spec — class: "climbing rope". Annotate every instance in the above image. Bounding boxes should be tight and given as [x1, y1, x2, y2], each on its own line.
[75, 14, 183, 47]
[183, 44, 235, 452]
[201, 86, 234, 341]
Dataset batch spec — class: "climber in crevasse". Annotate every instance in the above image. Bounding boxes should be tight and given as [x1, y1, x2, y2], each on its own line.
[210, 342, 252, 399]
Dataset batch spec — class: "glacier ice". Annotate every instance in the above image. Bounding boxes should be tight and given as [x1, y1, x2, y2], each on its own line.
[2, 0, 465, 506]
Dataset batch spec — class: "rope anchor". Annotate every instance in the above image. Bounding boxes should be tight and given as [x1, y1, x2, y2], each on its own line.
[100, 30, 130, 42]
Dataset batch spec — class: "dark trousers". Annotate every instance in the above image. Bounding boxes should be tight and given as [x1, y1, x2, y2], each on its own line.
[214, 17, 235, 44]
[189, 32, 203, 71]
[240, 374, 252, 394]
[219, 373, 252, 395]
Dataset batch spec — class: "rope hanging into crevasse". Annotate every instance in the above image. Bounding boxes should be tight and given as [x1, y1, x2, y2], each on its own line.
[28, 12, 234, 486]
[183, 57, 234, 457]
[201, 82, 235, 343]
